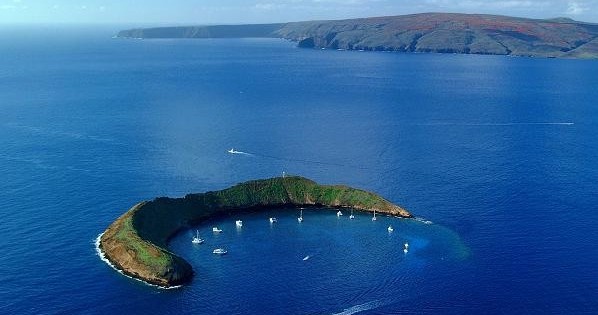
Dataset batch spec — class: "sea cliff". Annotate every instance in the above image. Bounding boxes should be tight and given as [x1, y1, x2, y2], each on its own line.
[99, 176, 411, 287]
[117, 13, 598, 59]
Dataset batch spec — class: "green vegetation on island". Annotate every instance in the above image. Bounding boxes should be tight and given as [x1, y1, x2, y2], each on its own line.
[99, 176, 411, 287]
[117, 13, 598, 59]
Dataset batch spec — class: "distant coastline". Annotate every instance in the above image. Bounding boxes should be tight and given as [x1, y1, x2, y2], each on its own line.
[116, 13, 598, 59]
[98, 176, 411, 288]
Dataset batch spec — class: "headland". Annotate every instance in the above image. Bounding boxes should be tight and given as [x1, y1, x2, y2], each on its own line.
[116, 13, 598, 59]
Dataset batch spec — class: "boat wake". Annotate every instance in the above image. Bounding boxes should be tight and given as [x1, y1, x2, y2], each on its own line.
[415, 122, 574, 127]
[227, 147, 382, 171]
[227, 148, 253, 156]
[414, 217, 433, 225]
[331, 299, 389, 315]
[94, 233, 181, 290]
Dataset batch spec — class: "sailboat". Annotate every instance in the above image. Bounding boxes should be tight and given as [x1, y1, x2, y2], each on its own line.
[337, 210, 343, 217]
[298, 209, 303, 222]
[192, 230, 204, 244]
[372, 209, 377, 221]
[349, 209, 355, 219]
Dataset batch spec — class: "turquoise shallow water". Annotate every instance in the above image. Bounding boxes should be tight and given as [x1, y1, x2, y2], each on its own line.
[168, 209, 468, 314]
[0, 26, 597, 314]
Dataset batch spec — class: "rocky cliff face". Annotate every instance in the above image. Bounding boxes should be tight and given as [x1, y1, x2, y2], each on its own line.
[99, 176, 410, 287]
[99, 203, 193, 287]
[117, 13, 598, 59]
[117, 23, 284, 39]
[275, 13, 598, 58]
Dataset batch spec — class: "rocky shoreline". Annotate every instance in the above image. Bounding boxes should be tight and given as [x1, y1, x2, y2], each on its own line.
[98, 176, 411, 287]
[117, 13, 598, 59]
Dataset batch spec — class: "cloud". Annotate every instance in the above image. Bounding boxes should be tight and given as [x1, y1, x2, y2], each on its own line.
[424, 0, 553, 9]
[566, 1, 587, 14]
[254, 3, 284, 10]
[451, 0, 550, 9]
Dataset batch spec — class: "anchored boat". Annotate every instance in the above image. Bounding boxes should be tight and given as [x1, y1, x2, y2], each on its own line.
[191, 230, 204, 244]
[213, 248, 227, 255]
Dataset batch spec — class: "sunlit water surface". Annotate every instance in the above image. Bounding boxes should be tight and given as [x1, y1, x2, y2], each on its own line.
[0, 26, 597, 314]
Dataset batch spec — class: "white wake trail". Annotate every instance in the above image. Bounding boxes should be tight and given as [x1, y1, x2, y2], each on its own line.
[227, 148, 253, 156]
[415, 122, 574, 126]
[332, 299, 389, 315]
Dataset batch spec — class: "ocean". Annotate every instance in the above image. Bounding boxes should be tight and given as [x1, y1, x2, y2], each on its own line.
[0, 26, 597, 314]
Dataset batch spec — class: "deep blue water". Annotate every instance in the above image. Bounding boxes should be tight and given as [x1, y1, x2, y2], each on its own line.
[1, 26, 597, 314]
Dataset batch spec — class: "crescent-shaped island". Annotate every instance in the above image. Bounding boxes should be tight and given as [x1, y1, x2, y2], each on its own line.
[98, 176, 412, 288]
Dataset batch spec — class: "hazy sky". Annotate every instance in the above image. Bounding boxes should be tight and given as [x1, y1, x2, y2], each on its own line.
[1, 0, 597, 25]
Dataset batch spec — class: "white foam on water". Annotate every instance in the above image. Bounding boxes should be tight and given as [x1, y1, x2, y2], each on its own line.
[415, 122, 574, 126]
[227, 149, 253, 156]
[94, 233, 182, 290]
[331, 299, 388, 315]
[414, 217, 433, 225]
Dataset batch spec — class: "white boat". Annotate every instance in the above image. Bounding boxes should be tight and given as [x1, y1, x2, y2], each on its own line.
[403, 242, 409, 253]
[269, 217, 277, 223]
[227, 148, 235, 153]
[191, 230, 204, 244]
[372, 209, 377, 221]
[337, 210, 343, 217]
[349, 209, 355, 219]
[388, 226, 394, 232]
[236, 220, 243, 228]
[212, 227, 222, 233]
[298, 209, 303, 222]
[213, 248, 227, 255]
[404, 242, 409, 249]
[302, 255, 310, 261]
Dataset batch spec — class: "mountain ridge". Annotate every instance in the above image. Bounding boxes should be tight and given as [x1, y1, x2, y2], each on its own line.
[117, 13, 598, 59]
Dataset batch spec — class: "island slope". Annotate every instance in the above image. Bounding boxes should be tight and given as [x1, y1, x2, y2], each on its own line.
[117, 13, 598, 59]
[99, 176, 411, 287]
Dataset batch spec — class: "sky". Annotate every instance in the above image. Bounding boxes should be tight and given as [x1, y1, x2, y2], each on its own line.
[0, 0, 597, 25]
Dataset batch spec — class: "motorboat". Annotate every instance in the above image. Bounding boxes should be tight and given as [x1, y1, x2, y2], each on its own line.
[298, 209, 303, 223]
[337, 210, 343, 217]
[236, 220, 243, 228]
[212, 227, 223, 233]
[213, 248, 227, 255]
[349, 209, 355, 219]
[387, 226, 394, 232]
[269, 217, 277, 223]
